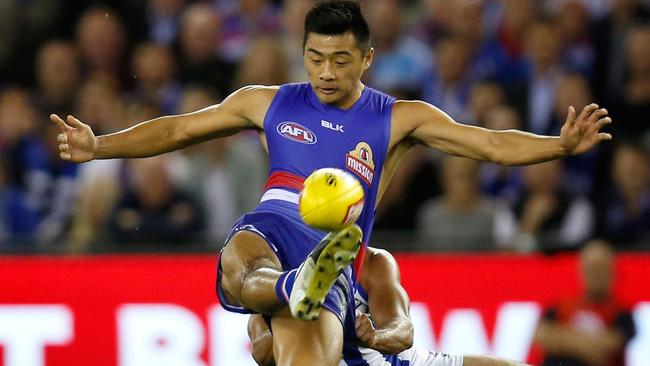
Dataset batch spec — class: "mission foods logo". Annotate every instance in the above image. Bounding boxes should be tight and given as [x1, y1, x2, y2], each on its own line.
[346, 142, 375, 185]
[277, 121, 317, 144]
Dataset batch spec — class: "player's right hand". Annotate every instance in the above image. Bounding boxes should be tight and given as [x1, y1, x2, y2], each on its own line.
[50, 114, 96, 163]
[355, 313, 377, 348]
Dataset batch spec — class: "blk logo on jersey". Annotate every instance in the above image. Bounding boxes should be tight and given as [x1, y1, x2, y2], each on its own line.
[277, 121, 317, 145]
[346, 142, 375, 185]
[321, 120, 344, 133]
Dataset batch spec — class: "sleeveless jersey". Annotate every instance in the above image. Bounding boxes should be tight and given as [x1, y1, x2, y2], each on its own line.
[262, 82, 394, 278]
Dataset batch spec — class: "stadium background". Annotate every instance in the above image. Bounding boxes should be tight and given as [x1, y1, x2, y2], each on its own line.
[0, 0, 648, 365]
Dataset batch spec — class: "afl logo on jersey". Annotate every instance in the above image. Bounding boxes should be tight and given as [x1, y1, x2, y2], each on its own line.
[346, 142, 375, 185]
[277, 121, 317, 145]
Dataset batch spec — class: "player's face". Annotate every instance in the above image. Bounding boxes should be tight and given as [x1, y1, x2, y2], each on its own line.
[304, 32, 373, 108]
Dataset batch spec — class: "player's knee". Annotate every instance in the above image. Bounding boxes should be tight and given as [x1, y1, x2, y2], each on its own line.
[219, 231, 282, 303]
[219, 244, 247, 302]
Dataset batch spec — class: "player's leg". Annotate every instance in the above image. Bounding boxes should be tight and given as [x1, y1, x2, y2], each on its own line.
[219, 230, 286, 314]
[409, 349, 527, 366]
[272, 308, 343, 366]
[462, 355, 528, 366]
[219, 224, 362, 315]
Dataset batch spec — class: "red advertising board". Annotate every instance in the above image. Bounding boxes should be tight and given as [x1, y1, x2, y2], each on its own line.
[1, 253, 649, 366]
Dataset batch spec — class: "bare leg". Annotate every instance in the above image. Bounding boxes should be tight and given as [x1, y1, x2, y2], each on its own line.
[272, 308, 343, 366]
[219, 230, 286, 314]
[220, 231, 345, 365]
[463, 355, 530, 366]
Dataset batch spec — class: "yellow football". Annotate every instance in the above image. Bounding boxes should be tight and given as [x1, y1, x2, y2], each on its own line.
[299, 168, 365, 231]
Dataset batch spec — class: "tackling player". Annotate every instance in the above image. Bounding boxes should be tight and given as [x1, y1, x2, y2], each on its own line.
[248, 246, 530, 366]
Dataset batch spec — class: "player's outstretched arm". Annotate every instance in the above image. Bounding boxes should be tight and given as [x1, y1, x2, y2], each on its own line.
[51, 85, 276, 162]
[397, 101, 611, 166]
[358, 248, 413, 354]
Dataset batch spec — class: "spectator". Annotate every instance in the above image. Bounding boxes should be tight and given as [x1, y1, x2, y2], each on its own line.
[422, 35, 474, 120]
[416, 156, 516, 251]
[374, 146, 440, 247]
[0, 0, 16, 75]
[0, 88, 41, 246]
[592, 0, 649, 102]
[74, 76, 125, 134]
[76, 7, 126, 85]
[597, 141, 650, 248]
[34, 40, 81, 117]
[108, 156, 203, 247]
[611, 25, 650, 141]
[0, 87, 78, 247]
[523, 17, 565, 135]
[171, 87, 266, 244]
[479, 105, 524, 204]
[512, 160, 594, 252]
[533, 239, 636, 366]
[366, 0, 434, 96]
[176, 3, 236, 96]
[552, 74, 599, 196]
[279, 0, 312, 82]
[555, 0, 595, 77]
[0, 0, 60, 85]
[473, 0, 535, 86]
[217, 0, 282, 62]
[0, 156, 40, 249]
[66, 78, 129, 251]
[233, 36, 288, 88]
[131, 42, 182, 114]
[147, 0, 186, 45]
[464, 80, 505, 125]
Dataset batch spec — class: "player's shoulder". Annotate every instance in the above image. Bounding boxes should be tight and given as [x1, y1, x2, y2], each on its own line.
[231, 84, 280, 101]
[392, 99, 439, 119]
[365, 247, 398, 272]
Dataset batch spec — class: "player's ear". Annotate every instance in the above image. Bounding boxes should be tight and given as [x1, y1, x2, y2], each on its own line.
[362, 47, 374, 71]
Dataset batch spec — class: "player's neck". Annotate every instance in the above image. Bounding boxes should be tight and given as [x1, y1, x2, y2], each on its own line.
[331, 83, 365, 110]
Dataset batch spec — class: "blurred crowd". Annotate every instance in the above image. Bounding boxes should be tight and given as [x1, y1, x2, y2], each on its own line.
[0, 0, 648, 253]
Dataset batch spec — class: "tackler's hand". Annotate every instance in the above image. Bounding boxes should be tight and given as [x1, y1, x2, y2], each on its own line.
[559, 103, 612, 156]
[355, 312, 377, 348]
[50, 114, 97, 163]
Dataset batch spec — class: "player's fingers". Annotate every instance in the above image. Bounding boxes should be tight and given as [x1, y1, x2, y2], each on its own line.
[598, 132, 613, 141]
[588, 108, 608, 124]
[356, 324, 372, 341]
[355, 316, 371, 334]
[59, 143, 68, 151]
[50, 114, 71, 131]
[66, 115, 85, 128]
[595, 117, 612, 130]
[59, 152, 71, 160]
[57, 132, 68, 143]
[577, 103, 598, 122]
[355, 317, 368, 332]
[564, 106, 576, 126]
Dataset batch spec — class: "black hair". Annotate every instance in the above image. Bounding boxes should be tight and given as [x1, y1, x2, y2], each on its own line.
[303, 1, 371, 53]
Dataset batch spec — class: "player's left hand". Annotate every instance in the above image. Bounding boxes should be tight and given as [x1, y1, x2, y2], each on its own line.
[355, 313, 376, 348]
[559, 103, 612, 156]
